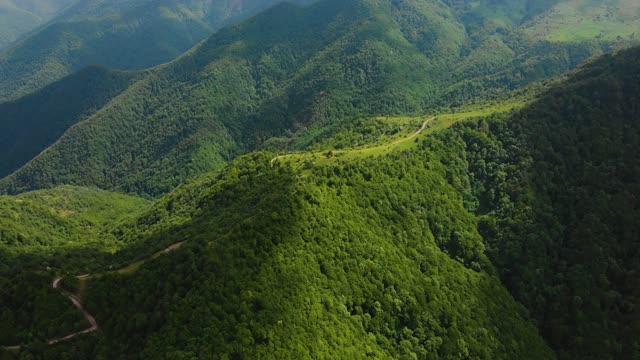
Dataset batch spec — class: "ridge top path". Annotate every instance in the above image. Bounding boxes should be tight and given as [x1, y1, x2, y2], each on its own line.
[271, 116, 435, 167]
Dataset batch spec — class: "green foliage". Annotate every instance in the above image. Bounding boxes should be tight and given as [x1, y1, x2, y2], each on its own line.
[2, 0, 632, 198]
[0, 0, 316, 102]
[1, 4, 639, 359]
[35, 151, 550, 359]
[0, 272, 88, 347]
[433, 47, 640, 359]
[0, 185, 150, 269]
[0, 66, 139, 178]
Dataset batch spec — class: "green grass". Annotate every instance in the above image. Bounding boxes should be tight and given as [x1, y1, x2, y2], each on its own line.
[466, 0, 529, 28]
[273, 99, 526, 172]
[112, 241, 186, 275]
[0, 186, 152, 258]
[524, 0, 640, 42]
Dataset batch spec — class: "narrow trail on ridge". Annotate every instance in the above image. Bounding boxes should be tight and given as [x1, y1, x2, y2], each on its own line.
[270, 116, 435, 167]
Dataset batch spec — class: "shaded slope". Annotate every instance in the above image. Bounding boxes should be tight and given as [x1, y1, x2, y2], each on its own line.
[51, 152, 554, 359]
[0, 0, 315, 102]
[0, 185, 150, 349]
[0, 66, 140, 179]
[437, 46, 640, 359]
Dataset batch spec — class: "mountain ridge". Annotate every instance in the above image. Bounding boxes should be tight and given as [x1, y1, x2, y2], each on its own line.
[2, 0, 633, 197]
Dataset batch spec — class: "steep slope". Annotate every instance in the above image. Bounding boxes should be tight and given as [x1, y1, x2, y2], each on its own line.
[2, 0, 631, 198]
[0, 66, 140, 179]
[0, 0, 458, 196]
[0, 0, 77, 50]
[0, 0, 315, 102]
[29, 152, 552, 359]
[452, 46, 640, 359]
[0, 185, 150, 349]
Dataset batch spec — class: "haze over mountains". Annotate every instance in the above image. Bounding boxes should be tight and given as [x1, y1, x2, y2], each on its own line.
[1, 0, 639, 103]
[0, 0, 75, 49]
[1, 0, 638, 196]
[0, 0, 638, 359]
[0, 0, 316, 102]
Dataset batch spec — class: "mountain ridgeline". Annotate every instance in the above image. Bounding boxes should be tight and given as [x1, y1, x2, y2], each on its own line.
[0, 0, 316, 102]
[1, 0, 636, 197]
[0, 0, 76, 50]
[0, 1, 639, 359]
[0, 46, 638, 359]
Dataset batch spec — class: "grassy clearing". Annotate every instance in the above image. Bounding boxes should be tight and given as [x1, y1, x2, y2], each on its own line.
[115, 241, 186, 274]
[77, 241, 187, 290]
[525, 0, 640, 42]
[273, 100, 526, 172]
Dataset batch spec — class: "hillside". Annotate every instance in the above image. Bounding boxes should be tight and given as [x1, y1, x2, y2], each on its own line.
[21, 151, 552, 358]
[0, 185, 150, 263]
[86, 45, 639, 359]
[0, 185, 150, 348]
[0, 0, 76, 50]
[1, 0, 634, 198]
[0, 66, 140, 179]
[0, 0, 315, 102]
[1, 46, 638, 359]
[456, 46, 640, 359]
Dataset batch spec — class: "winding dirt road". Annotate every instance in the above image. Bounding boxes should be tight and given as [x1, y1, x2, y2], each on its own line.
[2, 242, 185, 352]
[391, 116, 434, 145]
[48, 278, 99, 345]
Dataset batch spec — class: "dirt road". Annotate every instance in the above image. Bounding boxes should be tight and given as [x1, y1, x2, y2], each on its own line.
[48, 278, 99, 345]
[270, 116, 435, 167]
[1, 241, 185, 351]
[391, 116, 434, 145]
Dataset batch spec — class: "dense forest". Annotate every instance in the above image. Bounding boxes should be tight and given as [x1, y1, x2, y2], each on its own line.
[2, 0, 637, 198]
[0, 0, 316, 102]
[0, 66, 140, 179]
[1, 1, 639, 359]
[1, 46, 638, 359]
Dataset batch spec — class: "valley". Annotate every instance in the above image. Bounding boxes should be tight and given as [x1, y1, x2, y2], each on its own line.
[0, 0, 639, 359]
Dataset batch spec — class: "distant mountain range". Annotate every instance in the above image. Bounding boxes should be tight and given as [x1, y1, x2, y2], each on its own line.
[1, 0, 639, 103]
[0, 0, 316, 102]
[0, 1, 639, 359]
[0, 0, 76, 50]
[1, 0, 637, 197]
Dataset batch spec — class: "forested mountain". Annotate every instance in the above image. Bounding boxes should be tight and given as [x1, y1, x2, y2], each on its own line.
[1, 1, 639, 359]
[1, 0, 636, 197]
[0, 0, 315, 102]
[0, 0, 76, 50]
[0, 185, 150, 270]
[0, 66, 140, 179]
[2, 45, 637, 359]
[1, 0, 638, 103]
[447, 46, 640, 359]
[0, 185, 150, 348]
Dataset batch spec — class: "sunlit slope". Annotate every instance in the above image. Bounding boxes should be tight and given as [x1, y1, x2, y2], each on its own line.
[0, 0, 467, 196]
